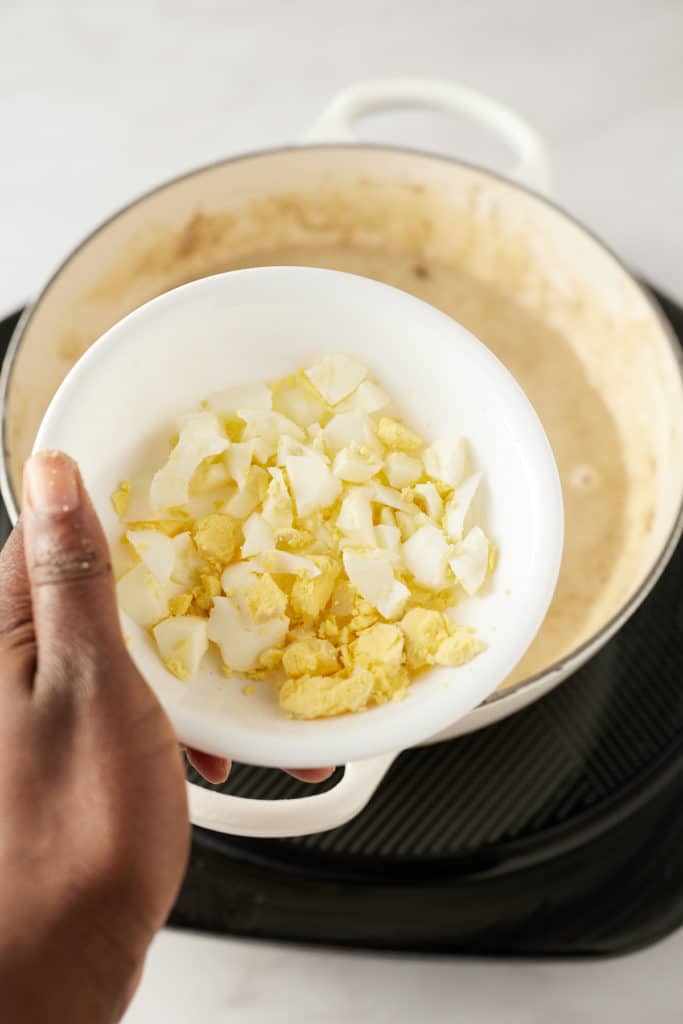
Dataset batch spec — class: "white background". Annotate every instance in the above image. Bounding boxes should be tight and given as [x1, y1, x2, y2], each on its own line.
[1, 0, 682, 1019]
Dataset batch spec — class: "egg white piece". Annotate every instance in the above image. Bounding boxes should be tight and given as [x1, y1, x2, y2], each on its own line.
[117, 563, 179, 629]
[367, 482, 411, 513]
[342, 549, 410, 620]
[396, 508, 431, 540]
[239, 410, 305, 446]
[272, 381, 327, 428]
[444, 472, 483, 542]
[153, 616, 209, 678]
[323, 411, 378, 456]
[423, 438, 467, 489]
[379, 507, 397, 528]
[305, 423, 330, 458]
[384, 452, 422, 488]
[412, 482, 443, 523]
[223, 466, 268, 520]
[207, 382, 272, 414]
[276, 435, 328, 467]
[337, 488, 376, 547]
[304, 353, 368, 405]
[225, 442, 254, 488]
[241, 512, 275, 558]
[402, 523, 451, 590]
[449, 526, 489, 596]
[150, 412, 230, 510]
[208, 595, 289, 672]
[285, 454, 341, 517]
[220, 561, 262, 595]
[182, 489, 234, 521]
[261, 468, 294, 531]
[335, 379, 390, 415]
[126, 529, 175, 583]
[259, 550, 321, 577]
[374, 524, 402, 558]
[171, 533, 207, 586]
[332, 445, 382, 484]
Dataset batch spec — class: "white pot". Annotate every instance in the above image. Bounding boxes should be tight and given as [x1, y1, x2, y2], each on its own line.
[2, 78, 682, 837]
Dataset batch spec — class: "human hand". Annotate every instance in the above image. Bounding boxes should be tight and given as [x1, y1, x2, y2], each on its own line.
[0, 451, 331, 1022]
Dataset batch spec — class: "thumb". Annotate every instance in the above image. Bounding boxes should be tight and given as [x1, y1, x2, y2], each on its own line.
[22, 450, 124, 691]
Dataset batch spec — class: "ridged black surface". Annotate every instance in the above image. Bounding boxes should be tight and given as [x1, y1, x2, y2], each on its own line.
[2, 288, 682, 955]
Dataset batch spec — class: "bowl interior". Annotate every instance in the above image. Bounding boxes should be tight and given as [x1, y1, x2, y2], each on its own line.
[33, 267, 563, 766]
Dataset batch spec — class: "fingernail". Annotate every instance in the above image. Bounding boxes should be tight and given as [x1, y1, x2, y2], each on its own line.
[24, 451, 81, 515]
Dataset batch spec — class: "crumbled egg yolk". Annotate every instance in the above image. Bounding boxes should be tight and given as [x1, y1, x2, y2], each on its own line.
[113, 353, 495, 718]
[169, 593, 193, 617]
[192, 513, 239, 566]
[376, 417, 422, 452]
[111, 480, 132, 517]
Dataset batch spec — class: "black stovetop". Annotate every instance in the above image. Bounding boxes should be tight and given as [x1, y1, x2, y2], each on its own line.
[1, 288, 682, 957]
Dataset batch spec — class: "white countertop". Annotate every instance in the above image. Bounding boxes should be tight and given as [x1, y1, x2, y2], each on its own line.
[124, 928, 683, 1023]
[2, 0, 683, 1018]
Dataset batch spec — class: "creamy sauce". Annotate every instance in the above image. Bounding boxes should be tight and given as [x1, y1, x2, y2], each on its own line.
[200, 243, 630, 689]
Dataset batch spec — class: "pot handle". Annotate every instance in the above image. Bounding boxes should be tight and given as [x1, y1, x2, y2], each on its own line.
[305, 77, 551, 195]
[186, 752, 396, 838]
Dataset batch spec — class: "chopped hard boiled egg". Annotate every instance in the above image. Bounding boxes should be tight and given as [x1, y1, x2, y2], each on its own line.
[401, 607, 484, 670]
[376, 417, 422, 452]
[223, 465, 269, 519]
[423, 437, 467, 489]
[241, 512, 275, 558]
[225, 442, 254, 489]
[332, 445, 382, 484]
[150, 412, 229, 510]
[337, 488, 375, 547]
[411, 482, 444, 522]
[208, 595, 289, 673]
[112, 354, 496, 718]
[335, 379, 390, 415]
[385, 452, 422, 488]
[111, 480, 132, 517]
[260, 550, 321, 577]
[126, 528, 175, 583]
[342, 549, 410, 621]
[207, 381, 272, 415]
[261, 467, 293, 530]
[289, 555, 339, 620]
[323, 411, 378, 456]
[402, 523, 450, 590]
[304, 352, 367, 405]
[117, 563, 178, 629]
[443, 472, 482, 542]
[272, 373, 328, 428]
[449, 526, 490, 596]
[285, 454, 341, 516]
[153, 616, 209, 680]
[283, 637, 339, 677]
[171, 533, 207, 587]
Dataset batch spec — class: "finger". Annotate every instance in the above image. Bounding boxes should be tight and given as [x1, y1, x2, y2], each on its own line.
[183, 748, 332, 786]
[185, 748, 231, 784]
[0, 518, 36, 686]
[22, 451, 124, 692]
[284, 767, 335, 783]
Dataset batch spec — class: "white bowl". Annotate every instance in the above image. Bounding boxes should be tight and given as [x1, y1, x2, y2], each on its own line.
[34, 267, 563, 771]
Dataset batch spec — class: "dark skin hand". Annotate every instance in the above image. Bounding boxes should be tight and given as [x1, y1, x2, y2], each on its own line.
[0, 451, 331, 1022]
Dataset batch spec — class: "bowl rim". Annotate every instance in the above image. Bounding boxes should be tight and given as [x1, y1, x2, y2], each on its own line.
[2, 141, 682, 712]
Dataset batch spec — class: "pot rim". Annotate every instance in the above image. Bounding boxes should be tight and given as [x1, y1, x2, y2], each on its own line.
[2, 141, 682, 707]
